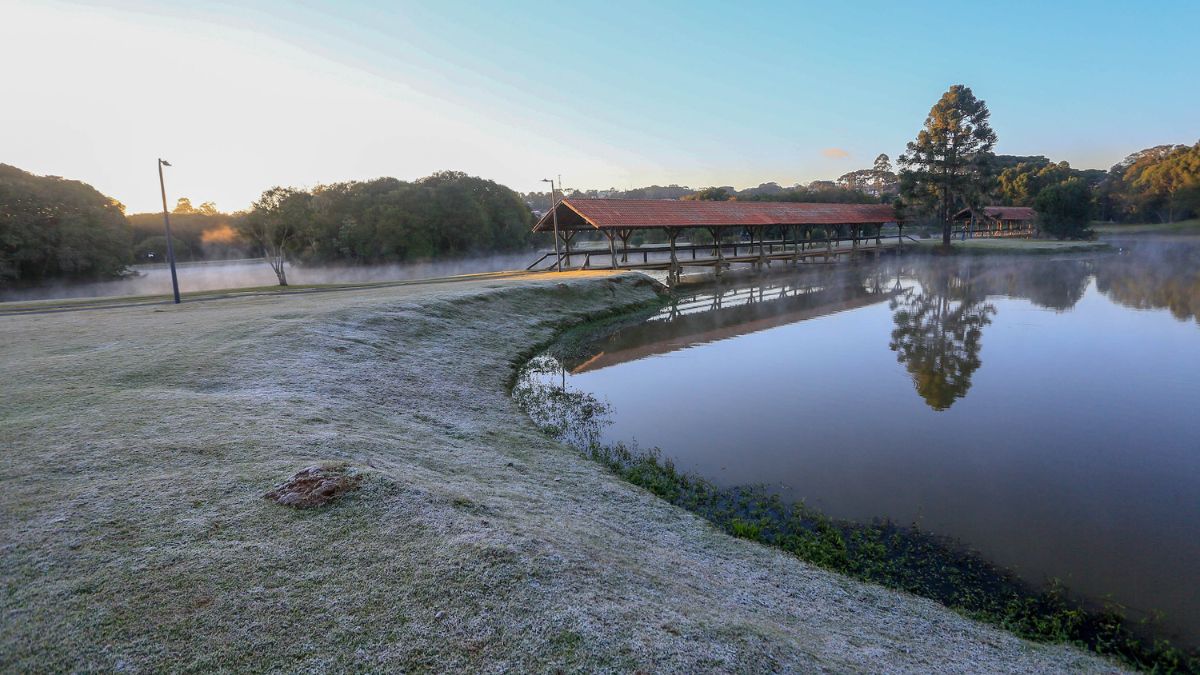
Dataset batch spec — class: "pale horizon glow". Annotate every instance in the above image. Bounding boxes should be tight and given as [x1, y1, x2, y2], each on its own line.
[2, 0, 1198, 213]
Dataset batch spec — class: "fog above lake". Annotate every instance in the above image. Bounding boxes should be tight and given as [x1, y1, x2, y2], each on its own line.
[0, 252, 542, 302]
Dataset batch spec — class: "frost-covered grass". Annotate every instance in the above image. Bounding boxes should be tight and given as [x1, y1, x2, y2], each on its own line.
[0, 271, 1122, 672]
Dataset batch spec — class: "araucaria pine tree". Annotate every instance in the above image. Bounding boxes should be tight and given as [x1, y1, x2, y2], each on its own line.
[899, 85, 998, 247]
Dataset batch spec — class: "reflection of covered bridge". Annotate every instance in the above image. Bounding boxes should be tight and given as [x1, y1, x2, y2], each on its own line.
[952, 206, 1037, 238]
[567, 274, 904, 373]
[529, 199, 903, 281]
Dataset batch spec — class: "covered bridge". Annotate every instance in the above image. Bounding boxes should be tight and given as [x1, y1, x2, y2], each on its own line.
[530, 199, 902, 279]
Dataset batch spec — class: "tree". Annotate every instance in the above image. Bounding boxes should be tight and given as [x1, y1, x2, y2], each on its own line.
[1130, 142, 1200, 222]
[173, 197, 196, 214]
[1034, 178, 1094, 239]
[238, 187, 313, 285]
[682, 186, 732, 201]
[240, 172, 536, 270]
[197, 201, 219, 216]
[899, 85, 998, 247]
[838, 154, 898, 199]
[0, 163, 132, 285]
[996, 161, 1073, 206]
[741, 184, 877, 204]
[1102, 144, 1188, 222]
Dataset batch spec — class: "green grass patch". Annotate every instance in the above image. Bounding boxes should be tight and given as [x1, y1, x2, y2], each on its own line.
[1093, 219, 1200, 235]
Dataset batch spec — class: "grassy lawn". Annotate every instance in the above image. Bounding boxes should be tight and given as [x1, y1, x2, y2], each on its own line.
[0, 271, 1120, 672]
[1093, 218, 1200, 235]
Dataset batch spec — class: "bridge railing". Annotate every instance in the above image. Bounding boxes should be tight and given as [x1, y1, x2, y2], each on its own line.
[527, 232, 914, 272]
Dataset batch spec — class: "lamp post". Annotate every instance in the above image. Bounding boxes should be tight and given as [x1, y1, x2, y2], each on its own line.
[157, 158, 181, 304]
[541, 177, 562, 272]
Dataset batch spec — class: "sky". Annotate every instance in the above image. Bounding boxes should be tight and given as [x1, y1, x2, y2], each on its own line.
[2, 0, 1198, 213]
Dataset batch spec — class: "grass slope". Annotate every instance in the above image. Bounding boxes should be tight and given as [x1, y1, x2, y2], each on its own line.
[0, 271, 1121, 672]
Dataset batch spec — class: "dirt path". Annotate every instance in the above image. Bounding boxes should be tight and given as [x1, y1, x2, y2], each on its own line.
[0, 271, 1122, 672]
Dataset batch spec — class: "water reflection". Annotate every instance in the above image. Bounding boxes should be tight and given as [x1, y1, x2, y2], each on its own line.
[889, 264, 996, 411]
[519, 241, 1200, 646]
[1097, 242, 1200, 322]
[566, 266, 906, 373]
[513, 354, 612, 450]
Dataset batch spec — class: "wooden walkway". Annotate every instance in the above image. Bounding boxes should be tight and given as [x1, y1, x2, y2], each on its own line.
[526, 234, 907, 276]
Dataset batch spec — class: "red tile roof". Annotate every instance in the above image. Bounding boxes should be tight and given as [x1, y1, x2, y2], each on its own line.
[534, 198, 899, 231]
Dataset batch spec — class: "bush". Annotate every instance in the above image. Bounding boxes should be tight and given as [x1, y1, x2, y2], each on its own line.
[1035, 178, 1094, 239]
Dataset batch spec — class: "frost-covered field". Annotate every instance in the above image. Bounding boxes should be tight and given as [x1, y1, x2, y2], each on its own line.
[0, 272, 1120, 672]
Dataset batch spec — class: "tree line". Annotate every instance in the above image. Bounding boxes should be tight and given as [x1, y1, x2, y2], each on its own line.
[1, 168, 537, 287]
[896, 85, 1199, 243]
[530, 86, 1197, 246]
[4, 103, 1198, 286]
[237, 172, 537, 285]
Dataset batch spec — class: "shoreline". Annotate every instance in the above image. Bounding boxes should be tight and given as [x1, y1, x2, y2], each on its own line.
[1, 270, 1123, 671]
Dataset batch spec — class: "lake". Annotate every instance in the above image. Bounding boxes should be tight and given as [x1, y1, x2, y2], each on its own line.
[0, 252, 539, 302]
[521, 238, 1200, 647]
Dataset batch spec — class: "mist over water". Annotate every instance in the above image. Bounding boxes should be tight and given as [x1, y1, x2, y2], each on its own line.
[0, 251, 543, 302]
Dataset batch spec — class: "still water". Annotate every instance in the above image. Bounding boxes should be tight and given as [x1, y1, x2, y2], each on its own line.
[523, 239, 1200, 646]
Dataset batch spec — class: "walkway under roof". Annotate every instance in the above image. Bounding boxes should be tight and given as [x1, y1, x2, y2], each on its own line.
[533, 198, 900, 232]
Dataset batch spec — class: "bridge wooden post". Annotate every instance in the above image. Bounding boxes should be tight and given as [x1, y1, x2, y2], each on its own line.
[708, 227, 724, 277]
[559, 229, 576, 268]
[603, 230, 618, 269]
[667, 228, 680, 285]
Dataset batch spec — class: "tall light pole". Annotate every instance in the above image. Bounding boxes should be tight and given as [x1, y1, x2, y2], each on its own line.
[541, 177, 562, 272]
[157, 159, 181, 303]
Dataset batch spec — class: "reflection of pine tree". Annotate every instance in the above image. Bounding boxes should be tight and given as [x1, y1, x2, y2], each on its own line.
[889, 265, 996, 411]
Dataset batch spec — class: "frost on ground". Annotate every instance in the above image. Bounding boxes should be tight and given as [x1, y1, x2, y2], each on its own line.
[265, 464, 362, 508]
[0, 272, 1123, 673]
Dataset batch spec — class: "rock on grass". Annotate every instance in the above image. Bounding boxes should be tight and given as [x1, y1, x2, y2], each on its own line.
[265, 465, 362, 508]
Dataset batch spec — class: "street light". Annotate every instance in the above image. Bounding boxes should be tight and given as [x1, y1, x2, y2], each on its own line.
[157, 158, 181, 303]
[541, 177, 562, 272]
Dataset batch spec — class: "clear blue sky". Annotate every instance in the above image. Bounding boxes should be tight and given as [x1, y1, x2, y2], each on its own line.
[3, 0, 1197, 212]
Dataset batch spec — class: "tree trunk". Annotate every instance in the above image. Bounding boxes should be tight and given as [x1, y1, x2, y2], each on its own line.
[269, 248, 288, 286]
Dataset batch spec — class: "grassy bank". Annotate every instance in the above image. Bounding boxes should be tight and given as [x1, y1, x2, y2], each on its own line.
[585, 439, 1194, 672]
[1094, 219, 1200, 235]
[2, 271, 1121, 671]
